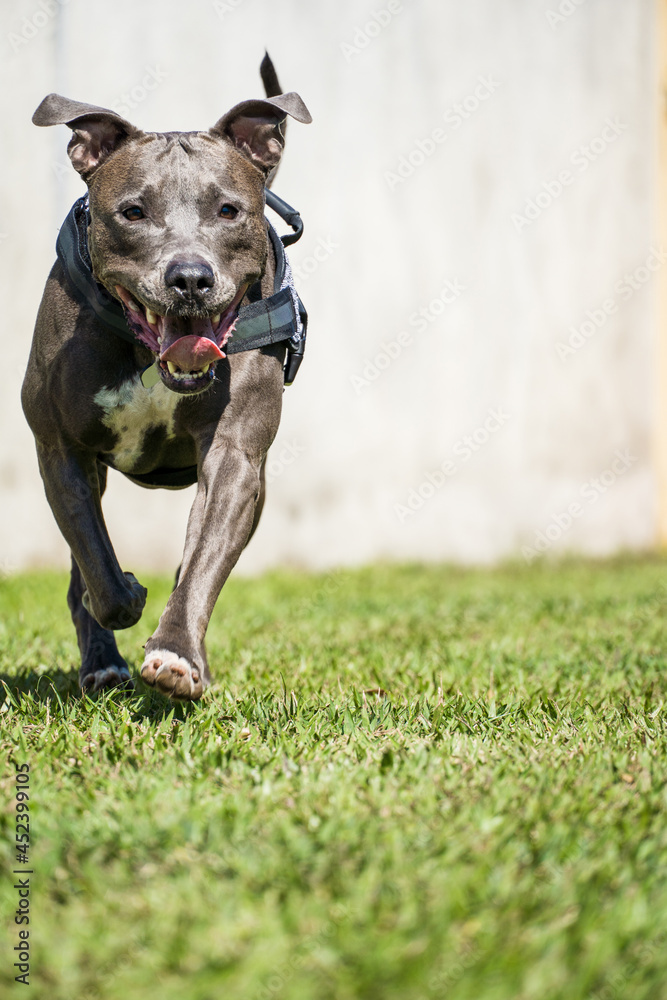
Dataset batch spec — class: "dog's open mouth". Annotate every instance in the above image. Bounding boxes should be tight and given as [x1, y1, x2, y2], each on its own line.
[114, 284, 247, 394]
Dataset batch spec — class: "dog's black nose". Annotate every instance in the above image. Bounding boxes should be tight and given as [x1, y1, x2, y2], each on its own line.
[165, 259, 215, 299]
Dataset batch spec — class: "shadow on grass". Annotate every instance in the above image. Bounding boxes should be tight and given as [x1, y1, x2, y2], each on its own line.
[0, 669, 199, 722]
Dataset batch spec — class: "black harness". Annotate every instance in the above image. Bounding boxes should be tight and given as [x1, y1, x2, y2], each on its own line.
[55, 189, 307, 385]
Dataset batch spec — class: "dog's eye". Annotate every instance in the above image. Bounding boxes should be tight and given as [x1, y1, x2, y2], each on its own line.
[219, 204, 238, 219]
[123, 206, 144, 221]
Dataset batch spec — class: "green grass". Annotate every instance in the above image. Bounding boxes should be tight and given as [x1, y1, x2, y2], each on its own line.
[2, 556, 667, 1000]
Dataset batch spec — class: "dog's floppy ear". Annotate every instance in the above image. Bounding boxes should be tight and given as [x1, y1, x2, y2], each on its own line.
[211, 93, 312, 175]
[32, 94, 139, 181]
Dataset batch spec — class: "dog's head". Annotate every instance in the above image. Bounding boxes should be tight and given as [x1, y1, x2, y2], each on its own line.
[33, 90, 311, 394]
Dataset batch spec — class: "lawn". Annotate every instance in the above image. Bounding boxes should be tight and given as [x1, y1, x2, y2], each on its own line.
[2, 556, 667, 1000]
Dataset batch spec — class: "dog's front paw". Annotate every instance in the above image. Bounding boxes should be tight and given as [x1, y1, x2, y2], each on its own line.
[82, 572, 147, 630]
[81, 664, 134, 695]
[140, 649, 204, 701]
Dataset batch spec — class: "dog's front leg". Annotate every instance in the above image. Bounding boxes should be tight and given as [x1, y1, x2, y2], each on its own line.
[37, 444, 147, 632]
[141, 444, 262, 701]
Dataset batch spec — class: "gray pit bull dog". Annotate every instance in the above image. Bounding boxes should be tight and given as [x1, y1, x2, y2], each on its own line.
[22, 56, 311, 701]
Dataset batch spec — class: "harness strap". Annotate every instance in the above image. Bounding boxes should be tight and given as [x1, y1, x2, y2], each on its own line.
[56, 198, 136, 344]
[265, 189, 304, 246]
[55, 192, 307, 384]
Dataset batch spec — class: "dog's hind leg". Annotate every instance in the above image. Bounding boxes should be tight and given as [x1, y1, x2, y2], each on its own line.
[68, 558, 134, 694]
[67, 464, 134, 694]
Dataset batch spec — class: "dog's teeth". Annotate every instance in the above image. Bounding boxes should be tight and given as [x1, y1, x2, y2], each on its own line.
[128, 299, 141, 313]
[212, 314, 221, 325]
[163, 362, 210, 381]
[146, 309, 158, 326]
[158, 336, 163, 346]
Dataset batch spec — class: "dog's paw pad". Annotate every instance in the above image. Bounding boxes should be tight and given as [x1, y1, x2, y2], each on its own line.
[81, 665, 134, 695]
[141, 650, 203, 701]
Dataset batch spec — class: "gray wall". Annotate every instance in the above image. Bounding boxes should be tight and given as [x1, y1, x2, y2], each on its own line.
[0, 0, 657, 574]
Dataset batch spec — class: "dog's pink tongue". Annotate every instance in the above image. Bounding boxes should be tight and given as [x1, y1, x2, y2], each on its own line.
[160, 335, 223, 371]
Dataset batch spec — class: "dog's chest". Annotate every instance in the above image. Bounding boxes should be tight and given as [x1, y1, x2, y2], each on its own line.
[94, 376, 181, 472]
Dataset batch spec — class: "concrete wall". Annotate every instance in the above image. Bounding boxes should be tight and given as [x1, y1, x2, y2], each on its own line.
[0, 0, 657, 575]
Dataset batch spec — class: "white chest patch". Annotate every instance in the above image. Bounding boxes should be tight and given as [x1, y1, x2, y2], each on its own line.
[94, 375, 180, 472]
